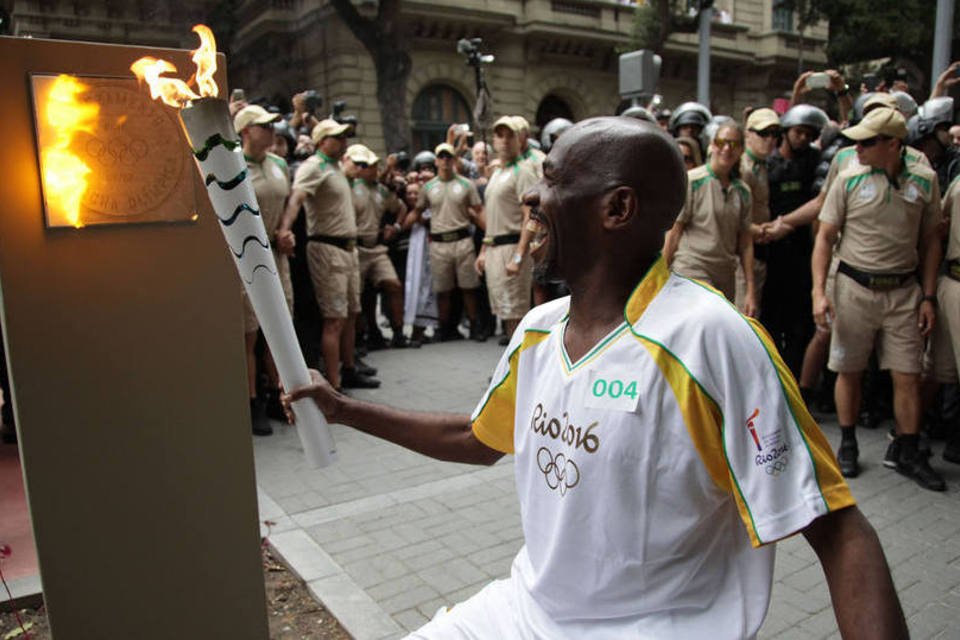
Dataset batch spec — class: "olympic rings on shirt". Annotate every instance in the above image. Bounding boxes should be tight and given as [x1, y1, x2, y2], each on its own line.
[537, 447, 580, 496]
[764, 456, 789, 476]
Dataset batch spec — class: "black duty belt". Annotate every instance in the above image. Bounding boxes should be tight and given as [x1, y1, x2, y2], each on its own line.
[838, 261, 915, 290]
[948, 260, 960, 283]
[358, 236, 381, 249]
[429, 227, 471, 243]
[308, 234, 357, 251]
[482, 233, 521, 246]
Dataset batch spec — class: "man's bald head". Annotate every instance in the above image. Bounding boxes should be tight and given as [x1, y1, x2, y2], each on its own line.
[548, 117, 687, 234]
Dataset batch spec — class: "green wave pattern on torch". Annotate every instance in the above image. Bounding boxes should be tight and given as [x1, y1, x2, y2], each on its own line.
[193, 133, 241, 161]
[205, 169, 248, 190]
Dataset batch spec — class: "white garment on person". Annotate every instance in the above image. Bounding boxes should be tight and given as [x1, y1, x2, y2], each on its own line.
[456, 256, 853, 640]
[404, 219, 438, 328]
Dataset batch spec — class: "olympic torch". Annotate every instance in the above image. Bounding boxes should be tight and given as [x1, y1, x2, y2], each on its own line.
[132, 26, 335, 467]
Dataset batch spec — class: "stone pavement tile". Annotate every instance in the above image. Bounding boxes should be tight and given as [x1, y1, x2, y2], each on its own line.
[381, 583, 442, 615]
[416, 557, 488, 597]
[269, 529, 342, 582]
[308, 572, 403, 640]
[394, 607, 430, 633]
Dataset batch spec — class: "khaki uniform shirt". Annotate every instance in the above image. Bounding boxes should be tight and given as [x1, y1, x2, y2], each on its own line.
[822, 145, 930, 197]
[351, 179, 401, 253]
[521, 146, 547, 178]
[740, 150, 770, 225]
[673, 164, 752, 276]
[820, 162, 942, 273]
[245, 152, 290, 236]
[484, 159, 539, 238]
[943, 176, 960, 262]
[418, 175, 481, 234]
[292, 151, 356, 237]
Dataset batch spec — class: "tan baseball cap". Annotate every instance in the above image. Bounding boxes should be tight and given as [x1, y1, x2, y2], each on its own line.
[311, 119, 351, 144]
[841, 107, 907, 140]
[512, 115, 531, 133]
[344, 143, 379, 165]
[863, 92, 898, 113]
[745, 108, 780, 132]
[493, 115, 521, 133]
[434, 142, 456, 157]
[233, 105, 281, 132]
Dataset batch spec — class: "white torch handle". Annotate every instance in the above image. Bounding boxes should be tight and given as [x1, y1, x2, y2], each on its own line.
[180, 99, 336, 468]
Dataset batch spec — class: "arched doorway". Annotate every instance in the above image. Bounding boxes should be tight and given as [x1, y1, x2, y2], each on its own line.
[411, 84, 472, 153]
[534, 94, 575, 132]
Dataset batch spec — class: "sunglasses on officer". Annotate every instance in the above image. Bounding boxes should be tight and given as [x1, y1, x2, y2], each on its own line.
[713, 137, 742, 150]
[353, 161, 370, 168]
[437, 152, 455, 159]
[857, 135, 891, 148]
[255, 122, 275, 131]
[749, 128, 779, 138]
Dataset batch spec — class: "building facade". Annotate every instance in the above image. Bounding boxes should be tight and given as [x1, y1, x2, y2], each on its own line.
[10, 0, 829, 156]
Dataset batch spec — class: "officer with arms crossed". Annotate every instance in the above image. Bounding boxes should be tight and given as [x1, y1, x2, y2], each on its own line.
[813, 107, 945, 490]
[344, 144, 409, 349]
[284, 117, 907, 640]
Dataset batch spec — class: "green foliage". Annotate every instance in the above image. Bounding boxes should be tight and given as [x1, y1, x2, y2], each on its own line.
[780, 0, 959, 66]
[626, 0, 701, 54]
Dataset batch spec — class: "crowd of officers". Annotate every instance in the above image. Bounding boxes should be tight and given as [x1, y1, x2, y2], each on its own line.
[228, 62, 960, 495]
[660, 63, 960, 493]
[229, 93, 550, 437]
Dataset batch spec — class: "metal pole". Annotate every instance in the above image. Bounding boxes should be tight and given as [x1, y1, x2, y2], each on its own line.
[932, 0, 955, 83]
[698, 6, 712, 107]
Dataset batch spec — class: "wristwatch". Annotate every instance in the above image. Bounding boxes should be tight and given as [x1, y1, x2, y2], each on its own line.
[922, 295, 937, 306]
[512, 253, 523, 265]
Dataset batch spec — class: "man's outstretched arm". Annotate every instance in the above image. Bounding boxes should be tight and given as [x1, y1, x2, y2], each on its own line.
[802, 506, 908, 640]
[283, 370, 505, 466]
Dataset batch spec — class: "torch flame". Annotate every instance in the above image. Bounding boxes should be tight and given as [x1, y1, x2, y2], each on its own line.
[130, 57, 199, 109]
[192, 25, 219, 98]
[40, 75, 99, 228]
[130, 24, 219, 108]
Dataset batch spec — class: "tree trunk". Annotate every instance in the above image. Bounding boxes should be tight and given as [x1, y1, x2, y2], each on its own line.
[330, 0, 412, 153]
[374, 49, 412, 152]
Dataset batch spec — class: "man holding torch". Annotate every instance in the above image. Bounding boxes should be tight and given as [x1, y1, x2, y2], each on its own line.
[284, 118, 906, 639]
[278, 120, 380, 391]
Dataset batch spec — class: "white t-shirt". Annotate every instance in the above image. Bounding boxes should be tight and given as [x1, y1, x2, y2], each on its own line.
[470, 256, 853, 639]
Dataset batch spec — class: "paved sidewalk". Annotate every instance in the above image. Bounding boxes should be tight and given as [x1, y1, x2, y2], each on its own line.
[254, 339, 960, 640]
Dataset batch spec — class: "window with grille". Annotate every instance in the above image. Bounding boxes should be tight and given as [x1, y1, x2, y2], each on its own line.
[411, 84, 472, 153]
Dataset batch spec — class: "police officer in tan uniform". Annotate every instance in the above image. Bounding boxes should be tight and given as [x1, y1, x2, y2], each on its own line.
[813, 107, 944, 490]
[513, 115, 546, 178]
[664, 121, 756, 315]
[235, 105, 293, 435]
[929, 176, 960, 464]
[279, 119, 380, 391]
[345, 144, 409, 348]
[476, 116, 539, 345]
[414, 142, 486, 341]
[736, 108, 779, 312]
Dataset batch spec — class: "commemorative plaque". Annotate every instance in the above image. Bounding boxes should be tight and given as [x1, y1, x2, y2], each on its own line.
[30, 73, 199, 228]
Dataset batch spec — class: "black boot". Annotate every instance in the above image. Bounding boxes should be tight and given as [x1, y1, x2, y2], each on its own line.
[341, 366, 381, 389]
[264, 389, 285, 422]
[250, 397, 273, 436]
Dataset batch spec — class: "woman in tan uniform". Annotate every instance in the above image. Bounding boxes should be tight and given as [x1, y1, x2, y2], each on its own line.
[664, 122, 756, 316]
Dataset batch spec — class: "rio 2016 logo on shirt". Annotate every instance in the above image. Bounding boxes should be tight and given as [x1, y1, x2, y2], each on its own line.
[745, 408, 762, 451]
[536, 446, 580, 496]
